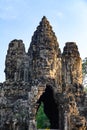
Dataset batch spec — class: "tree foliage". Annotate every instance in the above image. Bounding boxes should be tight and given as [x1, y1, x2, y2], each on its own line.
[82, 57, 87, 87]
[36, 102, 50, 129]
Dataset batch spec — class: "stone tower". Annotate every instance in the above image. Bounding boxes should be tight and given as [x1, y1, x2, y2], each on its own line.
[0, 16, 87, 130]
[5, 39, 29, 82]
[5, 39, 25, 81]
[28, 16, 61, 90]
[62, 42, 82, 85]
[28, 16, 62, 129]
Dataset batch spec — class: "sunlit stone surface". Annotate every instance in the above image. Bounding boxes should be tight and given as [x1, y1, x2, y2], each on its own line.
[0, 16, 87, 130]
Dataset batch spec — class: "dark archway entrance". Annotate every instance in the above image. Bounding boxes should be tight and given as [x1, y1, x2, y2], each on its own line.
[37, 85, 59, 129]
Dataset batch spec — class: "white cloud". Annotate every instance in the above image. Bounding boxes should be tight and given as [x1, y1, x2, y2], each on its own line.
[56, 11, 63, 18]
[0, 0, 27, 20]
[0, 8, 17, 20]
[0, 4, 17, 20]
[49, 0, 87, 59]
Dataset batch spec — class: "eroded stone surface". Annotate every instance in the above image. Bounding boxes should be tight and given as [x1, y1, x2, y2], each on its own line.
[0, 16, 87, 130]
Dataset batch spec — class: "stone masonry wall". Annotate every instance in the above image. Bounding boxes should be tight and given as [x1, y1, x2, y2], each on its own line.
[0, 16, 87, 130]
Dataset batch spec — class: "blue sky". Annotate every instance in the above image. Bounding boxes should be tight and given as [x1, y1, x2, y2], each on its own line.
[0, 0, 87, 82]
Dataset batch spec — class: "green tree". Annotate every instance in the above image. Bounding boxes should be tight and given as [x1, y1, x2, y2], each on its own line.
[82, 57, 87, 88]
[36, 102, 50, 129]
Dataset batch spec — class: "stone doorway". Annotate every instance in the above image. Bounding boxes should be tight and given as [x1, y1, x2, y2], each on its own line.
[36, 85, 59, 129]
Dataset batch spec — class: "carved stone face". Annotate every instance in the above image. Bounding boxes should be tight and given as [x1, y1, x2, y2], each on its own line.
[1, 17, 86, 130]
